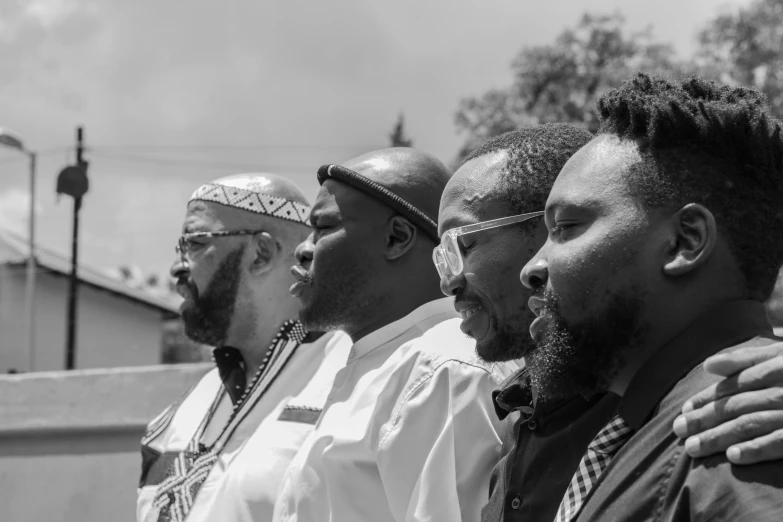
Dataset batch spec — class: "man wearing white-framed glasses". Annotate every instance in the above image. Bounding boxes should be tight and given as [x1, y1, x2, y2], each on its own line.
[436, 124, 783, 522]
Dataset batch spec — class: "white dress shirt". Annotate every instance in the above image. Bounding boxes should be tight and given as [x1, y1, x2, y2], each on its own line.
[273, 298, 519, 522]
[137, 330, 352, 522]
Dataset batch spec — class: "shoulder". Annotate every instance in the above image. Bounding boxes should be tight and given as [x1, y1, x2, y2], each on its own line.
[653, 337, 783, 519]
[668, 336, 783, 408]
[141, 368, 218, 445]
[402, 318, 518, 387]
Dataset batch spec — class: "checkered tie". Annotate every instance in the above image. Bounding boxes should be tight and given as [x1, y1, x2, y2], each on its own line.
[554, 414, 634, 522]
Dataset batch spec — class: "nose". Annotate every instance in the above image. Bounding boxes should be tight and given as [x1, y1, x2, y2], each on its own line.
[295, 234, 314, 267]
[439, 270, 466, 297]
[170, 252, 188, 279]
[520, 255, 548, 291]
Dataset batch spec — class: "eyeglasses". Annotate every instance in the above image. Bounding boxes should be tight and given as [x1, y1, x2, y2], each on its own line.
[175, 230, 265, 261]
[432, 210, 545, 279]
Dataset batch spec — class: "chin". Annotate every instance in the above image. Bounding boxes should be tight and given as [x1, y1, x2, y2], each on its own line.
[477, 328, 534, 363]
[475, 336, 510, 363]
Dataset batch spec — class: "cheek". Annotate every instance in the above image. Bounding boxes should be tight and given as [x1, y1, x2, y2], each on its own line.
[312, 230, 372, 275]
[187, 259, 217, 293]
[548, 223, 645, 313]
[466, 244, 534, 310]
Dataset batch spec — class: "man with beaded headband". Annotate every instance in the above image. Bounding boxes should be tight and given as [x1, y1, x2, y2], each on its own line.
[274, 148, 519, 522]
[137, 174, 351, 522]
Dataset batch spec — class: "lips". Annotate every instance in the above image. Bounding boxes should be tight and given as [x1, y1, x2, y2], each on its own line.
[291, 265, 311, 282]
[455, 300, 490, 340]
[175, 281, 196, 301]
[289, 265, 313, 298]
[527, 294, 551, 342]
[460, 307, 481, 320]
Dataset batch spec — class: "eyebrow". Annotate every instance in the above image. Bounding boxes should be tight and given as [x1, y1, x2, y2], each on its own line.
[438, 216, 472, 235]
[182, 222, 212, 234]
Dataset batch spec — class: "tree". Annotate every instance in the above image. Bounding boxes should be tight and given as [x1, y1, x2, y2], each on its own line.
[389, 113, 414, 147]
[697, 0, 783, 117]
[454, 13, 689, 162]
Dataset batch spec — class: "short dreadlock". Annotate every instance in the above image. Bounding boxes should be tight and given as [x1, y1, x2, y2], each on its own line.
[597, 73, 783, 300]
[463, 123, 594, 215]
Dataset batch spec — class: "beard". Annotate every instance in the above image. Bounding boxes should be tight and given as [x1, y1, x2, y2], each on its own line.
[180, 246, 245, 347]
[297, 255, 384, 334]
[478, 314, 538, 363]
[527, 285, 648, 402]
[460, 292, 537, 363]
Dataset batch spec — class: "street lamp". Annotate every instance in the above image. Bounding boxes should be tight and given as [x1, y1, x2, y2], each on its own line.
[0, 128, 37, 372]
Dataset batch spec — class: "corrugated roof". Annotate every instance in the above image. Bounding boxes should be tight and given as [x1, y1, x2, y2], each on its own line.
[0, 228, 181, 315]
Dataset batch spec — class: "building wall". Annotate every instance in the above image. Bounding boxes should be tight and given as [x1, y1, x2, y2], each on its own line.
[0, 267, 165, 372]
[0, 364, 211, 522]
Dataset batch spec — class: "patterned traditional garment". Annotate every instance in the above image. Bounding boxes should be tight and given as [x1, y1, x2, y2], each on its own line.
[136, 325, 352, 522]
[554, 415, 634, 522]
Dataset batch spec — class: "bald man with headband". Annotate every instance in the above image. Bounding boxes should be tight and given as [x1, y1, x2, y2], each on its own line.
[137, 174, 351, 522]
[274, 148, 519, 522]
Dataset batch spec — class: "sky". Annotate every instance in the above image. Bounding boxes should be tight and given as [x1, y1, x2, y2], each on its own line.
[0, 0, 752, 283]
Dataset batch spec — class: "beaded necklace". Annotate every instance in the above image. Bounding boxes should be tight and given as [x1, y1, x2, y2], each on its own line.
[153, 319, 307, 522]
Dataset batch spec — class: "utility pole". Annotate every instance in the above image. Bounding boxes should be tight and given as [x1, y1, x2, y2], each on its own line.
[57, 126, 89, 370]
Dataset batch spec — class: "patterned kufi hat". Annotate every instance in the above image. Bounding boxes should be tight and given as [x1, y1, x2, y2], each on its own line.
[189, 178, 311, 225]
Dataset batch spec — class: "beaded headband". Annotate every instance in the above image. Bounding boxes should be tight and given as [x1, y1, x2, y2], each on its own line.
[190, 182, 311, 225]
[317, 164, 439, 242]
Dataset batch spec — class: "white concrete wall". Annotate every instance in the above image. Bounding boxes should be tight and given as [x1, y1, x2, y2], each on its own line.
[0, 267, 165, 372]
[0, 364, 211, 522]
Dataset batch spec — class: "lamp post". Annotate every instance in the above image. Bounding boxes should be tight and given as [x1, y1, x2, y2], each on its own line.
[0, 128, 37, 372]
[56, 127, 88, 370]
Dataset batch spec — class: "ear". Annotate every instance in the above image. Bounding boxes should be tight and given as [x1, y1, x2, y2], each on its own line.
[385, 215, 417, 261]
[662, 203, 717, 278]
[249, 232, 280, 275]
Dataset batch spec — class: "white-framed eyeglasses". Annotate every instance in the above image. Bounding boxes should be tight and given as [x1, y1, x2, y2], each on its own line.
[432, 210, 545, 279]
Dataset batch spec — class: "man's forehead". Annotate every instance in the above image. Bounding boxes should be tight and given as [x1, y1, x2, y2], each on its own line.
[183, 201, 222, 232]
[312, 179, 385, 220]
[439, 151, 511, 232]
[547, 135, 640, 208]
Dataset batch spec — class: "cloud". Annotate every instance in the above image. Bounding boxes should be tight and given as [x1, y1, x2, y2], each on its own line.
[0, 0, 755, 278]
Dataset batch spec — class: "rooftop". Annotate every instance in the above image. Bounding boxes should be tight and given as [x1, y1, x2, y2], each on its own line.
[0, 228, 180, 315]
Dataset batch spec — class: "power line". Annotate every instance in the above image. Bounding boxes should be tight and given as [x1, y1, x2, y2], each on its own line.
[0, 147, 73, 166]
[88, 150, 317, 172]
[88, 144, 381, 152]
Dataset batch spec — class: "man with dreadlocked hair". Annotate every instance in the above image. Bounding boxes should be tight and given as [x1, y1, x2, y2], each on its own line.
[520, 73, 783, 521]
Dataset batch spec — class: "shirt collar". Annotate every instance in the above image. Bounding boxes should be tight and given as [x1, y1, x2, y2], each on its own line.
[212, 319, 308, 404]
[348, 297, 458, 363]
[492, 366, 533, 421]
[619, 299, 773, 431]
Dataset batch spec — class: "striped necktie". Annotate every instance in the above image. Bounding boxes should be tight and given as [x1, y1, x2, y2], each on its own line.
[554, 414, 634, 522]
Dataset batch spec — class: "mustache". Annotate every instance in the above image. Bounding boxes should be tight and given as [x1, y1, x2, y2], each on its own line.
[177, 277, 199, 296]
[541, 288, 561, 315]
[454, 295, 483, 308]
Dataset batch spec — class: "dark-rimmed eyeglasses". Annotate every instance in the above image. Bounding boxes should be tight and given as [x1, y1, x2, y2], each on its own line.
[175, 230, 265, 261]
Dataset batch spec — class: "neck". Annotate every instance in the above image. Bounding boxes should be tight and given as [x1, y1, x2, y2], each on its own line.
[348, 284, 443, 343]
[608, 292, 741, 396]
[224, 310, 299, 383]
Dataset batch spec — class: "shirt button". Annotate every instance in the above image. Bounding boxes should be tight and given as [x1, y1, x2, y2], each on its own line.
[527, 419, 538, 431]
[510, 496, 521, 510]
